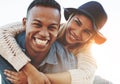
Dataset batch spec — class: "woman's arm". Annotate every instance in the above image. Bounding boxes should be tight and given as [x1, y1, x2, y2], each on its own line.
[0, 22, 31, 71]
[26, 51, 96, 84]
[69, 50, 97, 84]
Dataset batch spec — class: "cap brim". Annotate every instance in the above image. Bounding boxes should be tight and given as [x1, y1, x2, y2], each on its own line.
[94, 32, 106, 44]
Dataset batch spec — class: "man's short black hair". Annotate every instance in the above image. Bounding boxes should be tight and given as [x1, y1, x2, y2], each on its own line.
[27, 0, 61, 17]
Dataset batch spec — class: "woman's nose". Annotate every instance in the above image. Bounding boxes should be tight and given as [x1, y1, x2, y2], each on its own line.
[75, 27, 82, 35]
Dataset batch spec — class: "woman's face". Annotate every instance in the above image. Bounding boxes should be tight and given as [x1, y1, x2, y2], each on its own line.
[65, 14, 94, 45]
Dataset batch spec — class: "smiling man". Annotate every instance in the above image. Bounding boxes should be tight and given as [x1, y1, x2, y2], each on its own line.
[24, 5, 60, 67]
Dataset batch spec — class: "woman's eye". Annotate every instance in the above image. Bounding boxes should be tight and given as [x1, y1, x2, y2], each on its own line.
[84, 30, 91, 35]
[75, 20, 79, 25]
[74, 18, 81, 26]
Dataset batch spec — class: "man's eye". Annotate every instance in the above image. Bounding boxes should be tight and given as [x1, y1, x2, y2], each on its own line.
[33, 23, 42, 28]
[48, 26, 58, 30]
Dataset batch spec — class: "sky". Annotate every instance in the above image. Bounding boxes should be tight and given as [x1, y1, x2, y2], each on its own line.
[0, 0, 120, 84]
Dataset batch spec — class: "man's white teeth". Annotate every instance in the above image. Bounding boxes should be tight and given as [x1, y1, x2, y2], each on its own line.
[36, 38, 47, 45]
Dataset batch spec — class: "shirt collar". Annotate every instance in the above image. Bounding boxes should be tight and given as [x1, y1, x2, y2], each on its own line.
[39, 43, 58, 66]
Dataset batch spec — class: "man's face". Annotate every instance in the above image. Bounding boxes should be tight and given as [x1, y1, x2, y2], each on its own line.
[23, 6, 60, 56]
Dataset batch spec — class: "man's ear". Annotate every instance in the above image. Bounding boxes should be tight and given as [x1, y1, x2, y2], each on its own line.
[22, 17, 27, 29]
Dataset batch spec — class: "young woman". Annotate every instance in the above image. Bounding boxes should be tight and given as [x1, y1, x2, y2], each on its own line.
[0, 1, 107, 84]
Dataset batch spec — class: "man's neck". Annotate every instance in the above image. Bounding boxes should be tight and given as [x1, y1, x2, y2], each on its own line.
[26, 50, 49, 69]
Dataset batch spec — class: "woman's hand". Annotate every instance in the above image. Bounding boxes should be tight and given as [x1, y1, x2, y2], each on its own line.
[21, 63, 51, 84]
[4, 69, 28, 84]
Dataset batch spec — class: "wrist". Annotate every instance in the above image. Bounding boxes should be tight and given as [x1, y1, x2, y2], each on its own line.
[21, 63, 33, 76]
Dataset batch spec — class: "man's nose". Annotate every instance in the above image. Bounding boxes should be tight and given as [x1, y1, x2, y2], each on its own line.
[38, 28, 49, 37]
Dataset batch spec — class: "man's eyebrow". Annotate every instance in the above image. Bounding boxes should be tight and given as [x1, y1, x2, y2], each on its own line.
[33, 19, 59, 25]
[33, 19, 41, 23]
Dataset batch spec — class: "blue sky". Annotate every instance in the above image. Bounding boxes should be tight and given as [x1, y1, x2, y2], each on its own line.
[0, 0, 120, 83]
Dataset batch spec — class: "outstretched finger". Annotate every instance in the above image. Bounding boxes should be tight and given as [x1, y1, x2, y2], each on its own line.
[6, 76, 17, 84]
[4, 69, 18, 76]
[4, 69, 19, 80]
